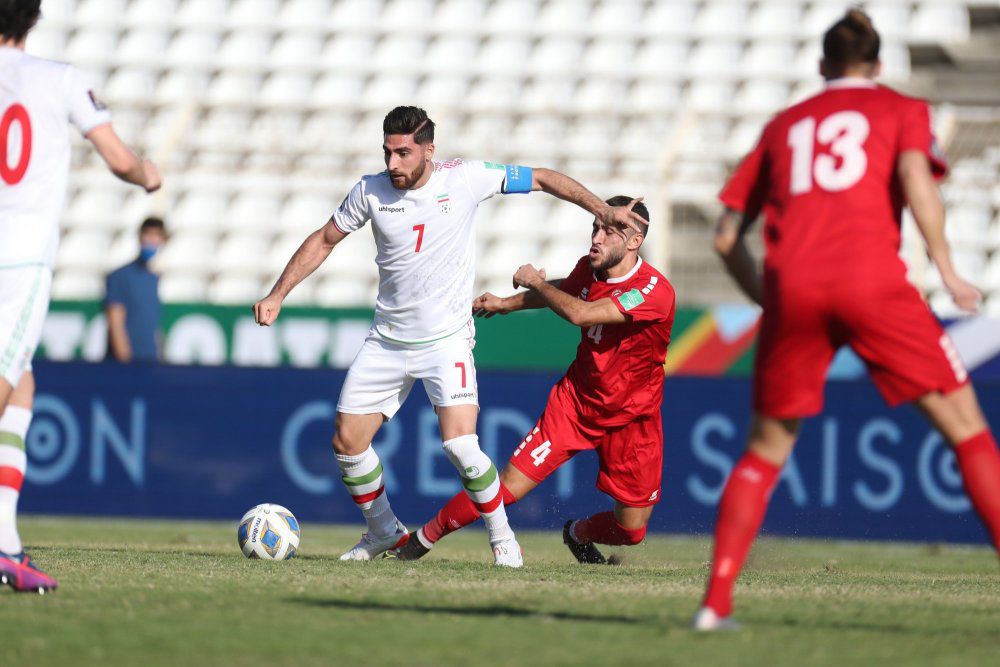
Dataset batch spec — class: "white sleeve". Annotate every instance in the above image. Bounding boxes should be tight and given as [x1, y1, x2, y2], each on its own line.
[460, 160, 510, 202]
[330, 180, 369, 234]
[63, 65, 112, 136]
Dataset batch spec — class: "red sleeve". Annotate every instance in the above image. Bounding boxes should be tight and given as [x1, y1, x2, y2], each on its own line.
[898, 100, 948, 180]
[719, 130, 770, 219]
[558, 256, 591, 296]
[612, 276, 675, 323]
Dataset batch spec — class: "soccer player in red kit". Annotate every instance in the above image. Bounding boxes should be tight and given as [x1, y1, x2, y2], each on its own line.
[395, 196, 675, 563]
[694, 10, 1000, 631]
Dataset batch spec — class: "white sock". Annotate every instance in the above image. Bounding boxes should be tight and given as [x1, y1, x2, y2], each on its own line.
[336, 446, 399, 539]
[442, 434, 515, 544]
[0, 406, 31, 555]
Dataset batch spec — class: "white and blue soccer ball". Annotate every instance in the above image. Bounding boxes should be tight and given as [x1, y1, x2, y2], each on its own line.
[238, 503, 301, 560]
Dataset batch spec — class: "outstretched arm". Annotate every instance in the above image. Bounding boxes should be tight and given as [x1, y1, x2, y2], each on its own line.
[513, 265, 625, 328]
[254, 221, 347, 325]
[87, 125, 161, 192]
[898, 150, 980, 312]
[530, 168, 647, 234]
[472, 281, 563, 318]
[714, 208, 763, 306]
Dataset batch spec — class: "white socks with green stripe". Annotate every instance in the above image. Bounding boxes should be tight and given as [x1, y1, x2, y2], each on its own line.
[336, 446, 399, 539]
[0, 406, 31, 555]
[442, 434, 514, 545]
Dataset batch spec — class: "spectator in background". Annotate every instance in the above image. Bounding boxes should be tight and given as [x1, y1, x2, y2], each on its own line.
[105, 217, 167, 363]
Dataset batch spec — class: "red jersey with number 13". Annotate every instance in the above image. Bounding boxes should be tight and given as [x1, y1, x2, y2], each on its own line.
[720, 79, 948, 285]
[555, 256, 675, 428]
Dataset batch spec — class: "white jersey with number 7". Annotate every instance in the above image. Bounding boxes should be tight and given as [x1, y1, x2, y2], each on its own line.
[332, 159, 533, 345]
[0, 48, 111, 269]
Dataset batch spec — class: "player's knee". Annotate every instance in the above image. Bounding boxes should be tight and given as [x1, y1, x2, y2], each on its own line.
[619, 522, 646, 545]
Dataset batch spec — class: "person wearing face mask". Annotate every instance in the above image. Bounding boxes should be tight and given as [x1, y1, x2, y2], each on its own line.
[104, 217, 167, 363]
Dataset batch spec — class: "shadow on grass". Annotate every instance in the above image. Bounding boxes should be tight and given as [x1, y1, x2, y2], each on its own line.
[291, 596, 647, 625]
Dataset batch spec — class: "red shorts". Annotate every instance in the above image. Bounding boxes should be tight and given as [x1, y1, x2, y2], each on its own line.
[509, 383, 664, 507]
[755, 277, 968, 418]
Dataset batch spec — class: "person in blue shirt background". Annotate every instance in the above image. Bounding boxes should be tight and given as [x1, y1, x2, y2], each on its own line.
[105, 217, 167, 363]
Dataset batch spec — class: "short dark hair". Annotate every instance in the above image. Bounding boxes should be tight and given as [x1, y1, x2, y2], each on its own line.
[139, 217, 166, 235]
[823, 9, 880, 72]
[383, 106, 435, 144]
[0, 0, 40, 42]
[605, 195, 649, 237]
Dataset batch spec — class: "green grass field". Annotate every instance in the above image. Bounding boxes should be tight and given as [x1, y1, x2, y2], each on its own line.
[2, 516, 997, 667]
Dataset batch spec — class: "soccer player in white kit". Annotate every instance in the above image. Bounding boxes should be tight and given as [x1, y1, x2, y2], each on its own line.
[254, 106, 646, 566]
[0, 1, 161, 593]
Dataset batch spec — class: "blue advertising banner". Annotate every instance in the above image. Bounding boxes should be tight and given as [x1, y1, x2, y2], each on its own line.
[20, 361, 999, 544]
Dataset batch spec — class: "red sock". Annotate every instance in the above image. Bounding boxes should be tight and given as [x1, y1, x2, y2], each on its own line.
[953, 430, 1000, 553]
[421, 482, 517, 545]
[703, 451, 781, 618]
[572, 511, 646, 545]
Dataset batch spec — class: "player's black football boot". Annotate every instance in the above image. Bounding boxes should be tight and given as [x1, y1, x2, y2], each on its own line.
[391, 531, 431, 561]
[563, 520, 607, 564]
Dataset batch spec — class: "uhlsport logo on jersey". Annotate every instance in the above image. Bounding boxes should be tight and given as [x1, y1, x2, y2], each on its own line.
[437, 193, 451, 214]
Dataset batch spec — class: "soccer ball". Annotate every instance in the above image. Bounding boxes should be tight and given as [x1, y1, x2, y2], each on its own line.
[238, 503, 301, 560]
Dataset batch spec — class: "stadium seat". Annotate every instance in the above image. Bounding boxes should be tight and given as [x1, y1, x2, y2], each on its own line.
[176, 0, 228, 28]
[867, 2, 911, 40]
[58, 231, 114, 272]
[381, 0, 435, 28]
[314, 277, 373, 307]
[746, 2, 802, 39]
[279, 0, 335, 31]
[280, 194, 334, 235]
[626, 80, 682, 113]
[167, 31, 223, 69]
[66, 189, 127, 230]
[643, 1, 697, 37]
[364, 73, 420, 109]
[744, 42, 796, 78]
[689, 40, 743, 79]
[634, 40, 688, 78]
[330, 0, 385, 30]
[125, 0, 179, 27]
[24, 25, 67, 60]
[260, 73, 313, 108]
[159, 274, 208, 303]
[156, 233, 218, 275]
[520, 76, 575, 113]
[321, 34, 376, 70]
[417, 74, 471, 107]
[467, 77, 523, 112]
[34, 0, 76, 26]
[532, 37, 584, 74]
[538, 0, 590, 33]
[171, 192, 230, 233]
[911, 4, 970, 42]
[478, 37, 531, 73]
[104, 68, 158, 105]
[573, 79, 626, 113]
[208, 276, 264, 305]
[694, 2, 748, 38]
[312, 72, 366, 108]
[75, 0, 126, 27]
[116, 28, 169, 66]
[583, 38, 635, 77]
[218, 31, 272, 69]
[686, 81, 735, 112]
[51, 271, 104, 301]
[216, 236, 273, 278]
[735, 81, 789, 114]
[65, 28, 118, 67]
[592, 0, 644, 34]
[207, 72, 264, 106]
[228, 0, 280, 29]
[270, 32, 324, 70]
[434, 0, 487, 30]
[485, 0, 539, 31]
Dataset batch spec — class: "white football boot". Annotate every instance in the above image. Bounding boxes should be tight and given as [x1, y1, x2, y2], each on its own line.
[491, 537, 523, 568]
[339, 521, 410, 561]
[691, 606, 741, 632]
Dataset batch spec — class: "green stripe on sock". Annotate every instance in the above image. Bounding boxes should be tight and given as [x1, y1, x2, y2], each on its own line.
[342, 462, 383, 487]
[463, 464, 498, 492]
[0, 432, 25, 450]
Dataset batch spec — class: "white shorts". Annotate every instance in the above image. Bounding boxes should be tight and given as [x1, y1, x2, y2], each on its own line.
[0, 265, 51, 389]
[337, 324, 478, 419]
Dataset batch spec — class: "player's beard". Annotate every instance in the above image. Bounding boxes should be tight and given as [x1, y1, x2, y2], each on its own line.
[594, 245, 627, 273]
[393, 159, 428, 190]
